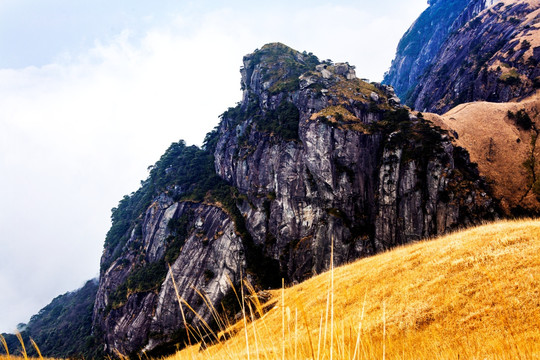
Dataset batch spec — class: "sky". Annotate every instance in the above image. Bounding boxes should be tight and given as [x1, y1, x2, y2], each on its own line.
[0, 0, 428, 333]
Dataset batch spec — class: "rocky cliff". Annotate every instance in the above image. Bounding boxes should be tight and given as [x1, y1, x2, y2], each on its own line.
[384, 0, 540, 214]
[383, 0, 496, 102]
[89, 43, 497, 356]
[410, 0, 540, 113]
[90, 143, 248, 356]
[214, 43, 496, 280]
[385, 0, 540, 113]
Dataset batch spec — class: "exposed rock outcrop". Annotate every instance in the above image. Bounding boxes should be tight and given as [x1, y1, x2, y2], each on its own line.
[385, 0, 540, 113]
[383, 0, 488, 101]
[92, 43, 498, 356]
[409, 0, 540, 113]
[215, 43, 496, 280]
[93, 197, 245, 355]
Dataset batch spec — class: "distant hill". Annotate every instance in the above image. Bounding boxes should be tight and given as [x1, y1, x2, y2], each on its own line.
[169, 218, 540, 359]
[0, 279, 102, 359]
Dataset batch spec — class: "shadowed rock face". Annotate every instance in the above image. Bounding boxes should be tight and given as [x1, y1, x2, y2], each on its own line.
[385, 0, 540, 113]
[408, 1, 540, 113]
[383, 0, 482, 101]
[93, 43, 497, 356]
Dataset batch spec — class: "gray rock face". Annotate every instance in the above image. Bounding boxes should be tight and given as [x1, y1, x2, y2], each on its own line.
[93, 43, 497, 356]
[385, 0, 540, 113]
[407, 1, 540, 113]
[215, 43, 496, 281]
[383, 0, 495, 104]
[93, 199, 245, 355]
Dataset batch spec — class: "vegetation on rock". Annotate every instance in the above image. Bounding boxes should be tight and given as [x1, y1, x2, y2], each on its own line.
[0, 280, 103, 359]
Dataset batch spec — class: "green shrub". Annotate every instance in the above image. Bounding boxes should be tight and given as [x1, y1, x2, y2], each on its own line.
[499, 70, 520, 86]
[256, 100, 300, 141]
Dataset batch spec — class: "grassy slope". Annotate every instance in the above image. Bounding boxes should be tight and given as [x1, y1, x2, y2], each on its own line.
[170, 219, 540, 360]
[426, 92, 540, 213]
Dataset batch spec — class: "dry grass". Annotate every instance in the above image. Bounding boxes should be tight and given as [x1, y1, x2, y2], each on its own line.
[426, 92, 540, 213]
[0, 333, 52, 360]
[167, 218, 540, 360]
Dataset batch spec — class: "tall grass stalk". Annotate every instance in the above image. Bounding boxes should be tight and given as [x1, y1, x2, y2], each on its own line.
[29, 340, 42, 360]
[0, 335, 10, 360]
[351, 292, 367, 360]
[168, 264, 191, 347]
[15, 333, 27, 360]
[330, 236, 334, 360]
[316, 312, 323, 360]
[241, 276, 250, 360]
[382, 301, 386, 360]
[294, 308, 298, 360]
[281, 279, 284, 360]
[247, 303, 260, 360]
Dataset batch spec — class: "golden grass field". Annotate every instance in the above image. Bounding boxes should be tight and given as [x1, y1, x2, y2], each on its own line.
[168, 219, 540, 360]
[1, 219, 539, 360]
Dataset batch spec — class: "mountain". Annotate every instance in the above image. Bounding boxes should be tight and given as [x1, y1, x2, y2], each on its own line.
[384, 0, 540, 113]
[383, 0, 497, 103]
[170, 218, 540, 359]
[89, 43, 497, 356]
[384, 0, 540, 213]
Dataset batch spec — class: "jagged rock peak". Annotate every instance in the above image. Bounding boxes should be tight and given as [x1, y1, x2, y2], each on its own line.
[241, 43, 359, 96]
[237, 42, 394, 117]
[240, 42, 321, 97]
[407, 0, 540, 113]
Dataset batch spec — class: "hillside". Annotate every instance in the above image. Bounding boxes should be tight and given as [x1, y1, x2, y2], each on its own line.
[0, 279, 101, 359]
[425, 92, 540, 214]
[169, 219, 540, 359]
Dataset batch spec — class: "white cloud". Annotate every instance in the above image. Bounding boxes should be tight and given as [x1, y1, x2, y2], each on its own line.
[0, 1, 427, 332]
[0, 13, 244, 333]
